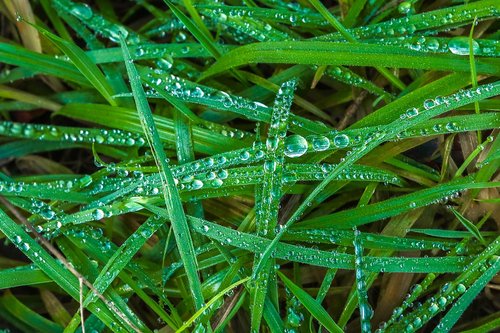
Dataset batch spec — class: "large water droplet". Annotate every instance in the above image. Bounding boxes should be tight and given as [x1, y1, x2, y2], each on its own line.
[284, 135, 308, 158]
[70, 3, 93, 19]
[333, 134, 350, 148]
[448, 37, 480, 55]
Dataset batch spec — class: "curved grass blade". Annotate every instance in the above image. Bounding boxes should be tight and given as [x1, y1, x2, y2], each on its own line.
[32, 24, 117, 106]
[202, 42, 500, 79]
[0, 291, 63, 333]
[449, 207, 485, 245]
[0, 42, 88, 86]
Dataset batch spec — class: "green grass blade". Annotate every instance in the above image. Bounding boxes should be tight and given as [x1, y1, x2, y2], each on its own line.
[202, 42, 500, 79]
[119, 34, 204, 310]
[277, 271, 343, 333]
[32, 25, 117, 106]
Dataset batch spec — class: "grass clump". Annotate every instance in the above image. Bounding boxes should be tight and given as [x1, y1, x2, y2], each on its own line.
[0, 0, 499, 332]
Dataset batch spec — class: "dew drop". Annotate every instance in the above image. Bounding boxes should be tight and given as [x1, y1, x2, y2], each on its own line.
[70, 3, 93, 19]
[264, 160, 277, 173]
[211, 178, 223, 187]
[266, 137, 279, 152]
[284, 135, 308, 158]
[456, 284, 466, 294]
[92, 209, 105, 220]
[423, 99, 435, 110]
[406, 108, 419, 118]
[191, 179, 204, 190]
[448, 37, 480, 55]
[333, 134, 350, 148]
[445, 122, 457, 131]
[239, 151, 250, 161]
[426, 38, 440, 52]
[311, 136, 330, 151]
[398, 2, 412, 14]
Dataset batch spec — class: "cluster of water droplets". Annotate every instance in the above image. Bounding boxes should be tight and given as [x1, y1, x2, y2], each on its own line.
[54, 0, 141, 44]
[380, 280, 471, 333]
[284, 290, 304, 332]
[0, 121, 146, 146]
[322, 65, 391, 98]
[285, 163, 401, 185]
[319, 2, 498, 41]
[287, 229, 450, 251]
[353, 229, 374, 333]
[144, 69, 269, 120]
[131, 43, 208, 62]
[200, 5, 325, 27]
[257, 80, 296, 235]
[145, 16, 188, 38]
[281, 131, 352, 158]
[377, 35, 498, 56]
[202, 7, 288, 42]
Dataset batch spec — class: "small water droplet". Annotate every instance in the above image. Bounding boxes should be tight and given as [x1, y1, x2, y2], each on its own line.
[92, 209, 105, 220]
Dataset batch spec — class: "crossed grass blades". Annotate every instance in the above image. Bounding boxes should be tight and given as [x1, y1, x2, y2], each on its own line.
[0, 0, 499, 332]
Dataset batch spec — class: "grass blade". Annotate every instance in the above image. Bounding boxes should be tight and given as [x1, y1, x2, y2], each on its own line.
[119, 34, 204, 310]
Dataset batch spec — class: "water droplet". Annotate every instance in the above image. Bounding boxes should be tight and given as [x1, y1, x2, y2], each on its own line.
[93, 209, 105, 220]
[456, 284, 466, 294]
[445, 122, 457, 131]
[264, 160, 277, 172]
[311, 136, 330, 151]
[191, 179, 204, 190]
[211, 178, 223, 187]
[406, 108, 419, 118]
[398, 2, 412, 14]
[239, 151, 250, 161]
[40, 208, 55, 220]
[423, 99, 435, 110]
[448, 37, 480, 55]
[266, 137, 279, 152]
[333, 134, 350, 148]
[284, 135, 308, 158]
[70, 3, 93, 19]
[426, 38, 440, 52]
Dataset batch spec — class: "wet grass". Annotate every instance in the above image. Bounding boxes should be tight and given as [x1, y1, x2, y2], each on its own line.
[0, 0, 499, 332]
